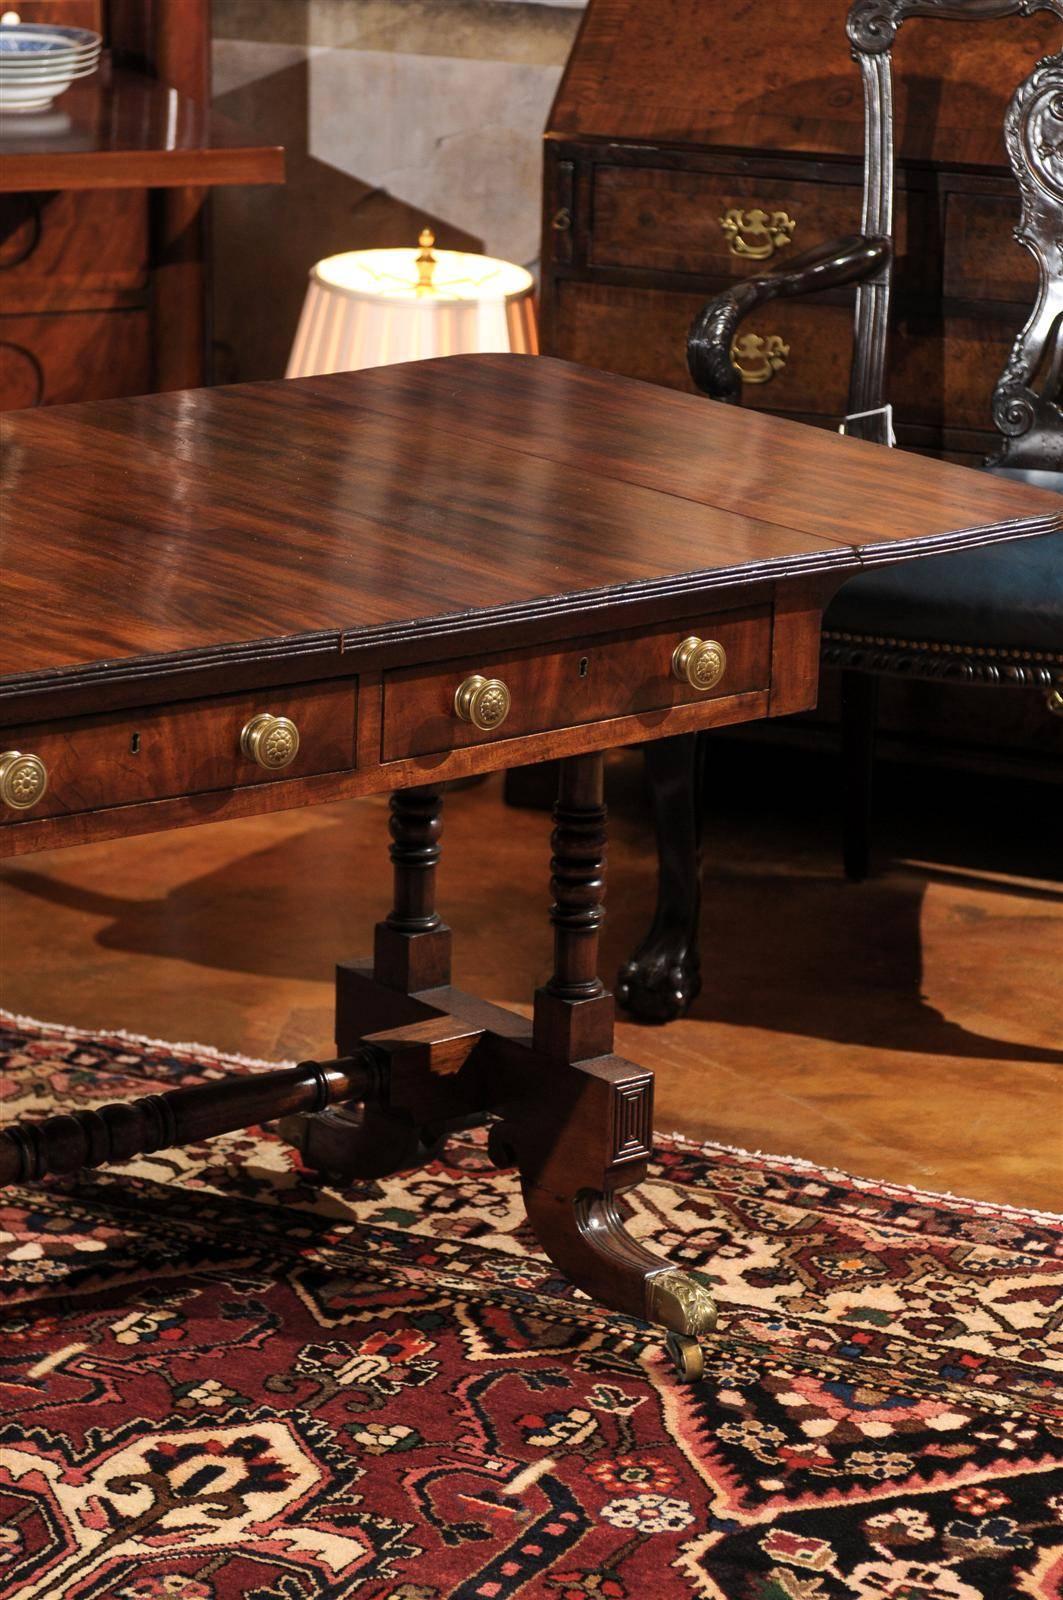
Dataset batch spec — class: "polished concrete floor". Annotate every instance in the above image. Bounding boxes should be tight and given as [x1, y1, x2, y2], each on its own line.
[2, 748, 1061, 1211]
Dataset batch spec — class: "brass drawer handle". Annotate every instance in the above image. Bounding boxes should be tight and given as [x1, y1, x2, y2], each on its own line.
[454, 675, 512, 732]
[731, 331, 790, 385]
[240, 713, 300, 770]
[672, 637, 727, 692]
[1048, 689, 1063, 716]
[719, 206, 796, 260]
[0, 749, 48, 811]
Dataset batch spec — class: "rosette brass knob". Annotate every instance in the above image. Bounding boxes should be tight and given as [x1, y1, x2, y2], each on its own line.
[671, 636, 727, 692]
[0, 750, 48, 811]
[453, 675, 512, 733]
[240, 713, 300, 770]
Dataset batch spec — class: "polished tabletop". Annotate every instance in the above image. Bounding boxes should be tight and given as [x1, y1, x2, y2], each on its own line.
[2, 354, 1058, 716]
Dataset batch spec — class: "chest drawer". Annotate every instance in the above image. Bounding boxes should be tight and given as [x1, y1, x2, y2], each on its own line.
[382, 608, 772, 761]
[0, 310, 151, 410]
[0, 680, 356, 823]
[944, 193, 1036, 304]
[554, 280, 855, 414]
[589, 167, 869, 279]
[0, 191, 148, 315]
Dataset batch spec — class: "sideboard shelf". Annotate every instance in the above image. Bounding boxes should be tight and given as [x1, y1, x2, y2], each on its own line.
[0, 0, 284, 409]
[0, 64, 283, 192]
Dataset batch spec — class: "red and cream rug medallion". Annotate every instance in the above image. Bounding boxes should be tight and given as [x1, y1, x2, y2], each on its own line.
[1, 1015, 1061, 1599]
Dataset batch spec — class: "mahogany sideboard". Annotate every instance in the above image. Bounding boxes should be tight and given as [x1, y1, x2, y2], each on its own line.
[1, 354, 1058, 1376]
[0, 0, 283, 409]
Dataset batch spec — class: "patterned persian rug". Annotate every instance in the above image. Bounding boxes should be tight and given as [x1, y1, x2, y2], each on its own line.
[1, 1016, 1061, 1600]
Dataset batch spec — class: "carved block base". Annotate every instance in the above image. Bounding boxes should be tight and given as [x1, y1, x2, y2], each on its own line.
[279, 1101, 440, 1181]
[532, 987, 616, 1062]
[286, 970, 718, 1378]
[373, 921, 452, 992]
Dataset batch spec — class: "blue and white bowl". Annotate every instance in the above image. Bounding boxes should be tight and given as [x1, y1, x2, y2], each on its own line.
[0, 18, 101, 114]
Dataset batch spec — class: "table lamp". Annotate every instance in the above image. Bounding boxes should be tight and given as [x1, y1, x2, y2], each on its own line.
[286, 229, 538, 377]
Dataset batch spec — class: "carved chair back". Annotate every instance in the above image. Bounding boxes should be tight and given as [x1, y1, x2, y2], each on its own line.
[687, 1, 1063, 471]
[845, 0, 1063, 467]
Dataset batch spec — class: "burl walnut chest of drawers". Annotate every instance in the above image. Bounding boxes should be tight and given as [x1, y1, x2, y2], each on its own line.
[540, 0, 1061, 465]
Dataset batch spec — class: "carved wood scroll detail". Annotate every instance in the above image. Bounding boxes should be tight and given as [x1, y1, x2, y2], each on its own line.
[689, 0, 1063, 464]
[991, 50, 1063, 469]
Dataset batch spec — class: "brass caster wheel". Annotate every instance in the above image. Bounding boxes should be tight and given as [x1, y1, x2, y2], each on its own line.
[665, 1331, 704, 1383]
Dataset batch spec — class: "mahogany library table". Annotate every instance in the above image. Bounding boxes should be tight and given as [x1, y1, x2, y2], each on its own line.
[1, 354, 1058, 1379]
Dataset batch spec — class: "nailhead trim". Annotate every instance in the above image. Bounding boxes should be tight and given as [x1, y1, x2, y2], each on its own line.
[822, 630, 1063, 664]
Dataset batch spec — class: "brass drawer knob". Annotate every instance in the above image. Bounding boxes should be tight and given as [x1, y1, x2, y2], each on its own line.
[0, 749, 48, 811]
[672, 637, 727, 692]
[240, 712, 300, 770]
[454, 674, 512, 732]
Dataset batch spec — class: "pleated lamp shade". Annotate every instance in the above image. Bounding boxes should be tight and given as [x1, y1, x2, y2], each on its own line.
[286, 231, 538, 378]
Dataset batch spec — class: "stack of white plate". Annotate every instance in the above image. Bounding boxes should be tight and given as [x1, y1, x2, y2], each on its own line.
[0, 16, 102, 114]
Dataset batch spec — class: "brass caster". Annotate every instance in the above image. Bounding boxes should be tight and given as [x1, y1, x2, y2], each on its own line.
[646, 1269, 718, 1338]
[665, 1331, 704, 1383]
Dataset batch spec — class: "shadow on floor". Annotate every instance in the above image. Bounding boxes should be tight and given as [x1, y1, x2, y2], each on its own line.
[8, 762, 1061, 1067]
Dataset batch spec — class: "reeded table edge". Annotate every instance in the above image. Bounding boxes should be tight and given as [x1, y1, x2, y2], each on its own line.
[2, 508, 1059, 727]
[0, 544, 858, 725]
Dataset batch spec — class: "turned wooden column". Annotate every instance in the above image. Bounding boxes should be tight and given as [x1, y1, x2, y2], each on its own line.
[373, 786, 452, 992]
[533, 753, 615, 1061]
[0, 1054, 380, 1185]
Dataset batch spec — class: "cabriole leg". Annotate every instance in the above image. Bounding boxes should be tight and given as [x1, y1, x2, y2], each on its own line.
[617, 732, 705, 1022]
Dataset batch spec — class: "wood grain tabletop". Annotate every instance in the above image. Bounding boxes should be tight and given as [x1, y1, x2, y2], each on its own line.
[2, 354, 1058, 719]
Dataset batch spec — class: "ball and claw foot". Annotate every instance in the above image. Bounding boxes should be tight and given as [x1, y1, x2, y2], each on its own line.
[648, 1268, 717, 1383]
[616, 944, 701, 1024]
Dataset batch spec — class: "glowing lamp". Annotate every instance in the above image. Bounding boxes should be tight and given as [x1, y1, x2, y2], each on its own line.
[287, 229, 537, 377]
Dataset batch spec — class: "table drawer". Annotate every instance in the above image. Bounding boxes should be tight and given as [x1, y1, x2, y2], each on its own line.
[382, 608, 772, 761]
[590, 167, 867, 278]
[0, 680, 356, 823]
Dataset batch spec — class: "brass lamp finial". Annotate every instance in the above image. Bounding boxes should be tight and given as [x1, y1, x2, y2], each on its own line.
[416, 227, 437, 289]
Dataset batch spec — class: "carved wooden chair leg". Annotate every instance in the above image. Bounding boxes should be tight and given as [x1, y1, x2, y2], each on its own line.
[616, 732, 705, 1022]
[840, 670, 879, 882]
[281, 786, 456, 1179]
[501, 752, 718, 1380]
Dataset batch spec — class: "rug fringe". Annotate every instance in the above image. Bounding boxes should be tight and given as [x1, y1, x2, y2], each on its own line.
[4, 1008, 1060, 1225]
[0, 1009, 296, 1074]
[655, 1126, 1063, 1224]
